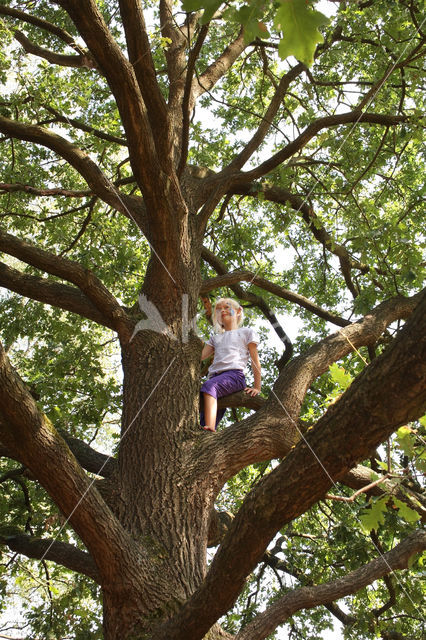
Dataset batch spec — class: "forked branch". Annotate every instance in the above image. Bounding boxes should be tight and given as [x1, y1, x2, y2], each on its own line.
[0, 230, 132, 338]
[1, 534, 100, 582]
[162, 291, 425, 640]
[235, 530, 426, 640]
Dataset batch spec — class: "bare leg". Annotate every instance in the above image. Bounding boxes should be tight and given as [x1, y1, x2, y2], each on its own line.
[203, 393, 217, 431]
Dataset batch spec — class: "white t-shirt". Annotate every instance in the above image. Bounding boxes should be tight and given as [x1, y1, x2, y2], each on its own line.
[206, 327, 259, 376]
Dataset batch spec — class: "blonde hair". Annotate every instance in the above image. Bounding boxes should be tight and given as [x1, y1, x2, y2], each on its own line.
[212, 298, 244, 332]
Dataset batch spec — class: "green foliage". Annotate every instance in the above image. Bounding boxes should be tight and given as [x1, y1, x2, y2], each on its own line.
[274, 0, 330, 65]
[0, 0, 424, 637]
[182, 0, 330, 65]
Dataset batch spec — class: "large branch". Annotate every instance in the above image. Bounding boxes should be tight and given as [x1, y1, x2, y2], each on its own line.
[235, 530, 426, 640]
[178, 22, 209, 175]
[220, 111, 407, 186]
[200, 270, 350, 327]
[1, 533, 100, 582]
[0, 114, 139, 222]
[56, 0, 172, 200]
[159, 290, 426, 640]
[13, 29, 97, 69]
[0, 182, 91, 198]
[0, 229, 132, 339]
[0, 422, 116, 479]
[192, 27, 247, 100]
[0, 340, 144, 584]
[226, 63, 305, 172]
[159, 0, 187, 115]
[196, 110, 406, 227]
[118, 0, 169, 149]
[58, 430, 117, 478]
[0, 260, 116, 329]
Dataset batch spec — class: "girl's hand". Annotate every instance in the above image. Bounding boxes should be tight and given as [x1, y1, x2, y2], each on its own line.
[245, 387, 260, 397]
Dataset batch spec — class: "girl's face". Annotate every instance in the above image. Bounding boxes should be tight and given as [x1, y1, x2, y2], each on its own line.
[215, 301, 239, 328]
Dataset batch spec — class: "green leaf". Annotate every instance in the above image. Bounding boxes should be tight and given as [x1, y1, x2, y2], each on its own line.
[359, 497, 387, 533]
[235, 5, 270, 42]
[392, 498, 421, 524]
[182, 0, 222, 24]
[329, 362, 353, 390]
[274, 0, 330, 65]
[396, 425, 416, 457]
[181, 0, 204, 10]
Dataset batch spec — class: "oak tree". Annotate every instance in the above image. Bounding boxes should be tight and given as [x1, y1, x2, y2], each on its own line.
[0, 1, 425, 639]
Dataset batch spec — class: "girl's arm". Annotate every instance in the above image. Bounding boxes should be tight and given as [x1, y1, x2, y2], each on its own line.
[201, 344, 215, 361]
[246, 342, 261, 396]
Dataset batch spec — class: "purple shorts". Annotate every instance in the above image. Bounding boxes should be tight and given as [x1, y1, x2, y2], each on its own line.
[200, 369, 246, 428]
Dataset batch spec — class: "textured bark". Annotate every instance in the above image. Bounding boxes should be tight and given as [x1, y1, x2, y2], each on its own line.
[152, 291, 426, 640]
[1, 289, 424, 639]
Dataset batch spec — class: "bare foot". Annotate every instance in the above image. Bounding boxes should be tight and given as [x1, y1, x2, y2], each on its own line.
[203, 426, 216, 432]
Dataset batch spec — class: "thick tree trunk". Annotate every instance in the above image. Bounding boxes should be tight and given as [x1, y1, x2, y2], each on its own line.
[101, 327, 216, 638]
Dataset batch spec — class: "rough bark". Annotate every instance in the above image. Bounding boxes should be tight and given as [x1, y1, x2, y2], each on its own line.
[153, 290, 426, 640]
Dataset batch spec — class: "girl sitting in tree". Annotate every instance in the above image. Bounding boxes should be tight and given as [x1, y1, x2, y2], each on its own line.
[200, 298, 261, 432]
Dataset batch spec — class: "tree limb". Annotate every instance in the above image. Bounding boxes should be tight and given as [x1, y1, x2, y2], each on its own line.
[0, 533, 100, 582]
[223, 111, 407, 185]
[160, 291, 426, 640]
[160, 0, 187, 120]
[58, 430, 117, 478]
[234, 530, 426, 640]
[200, 269, 350, 327]
[0, 340, 145, 585]
[0, 114, 140, 223]
[0, 4, 85, 51]
[0, 230, 132, 339]
[0, 260, 117, 329]
[178, 23, 209, 176]
[226, 63, 305, 172]
[118, 0, 169, 152]
[228, 182, 370, 293]
[14, 29, 97, 69]
[0, 423, 116, 479]
[193, 27, 247, 100]
[0, 182, 91, 198]
[41, 104, 126, 145]
[56, 0, 171, 200]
